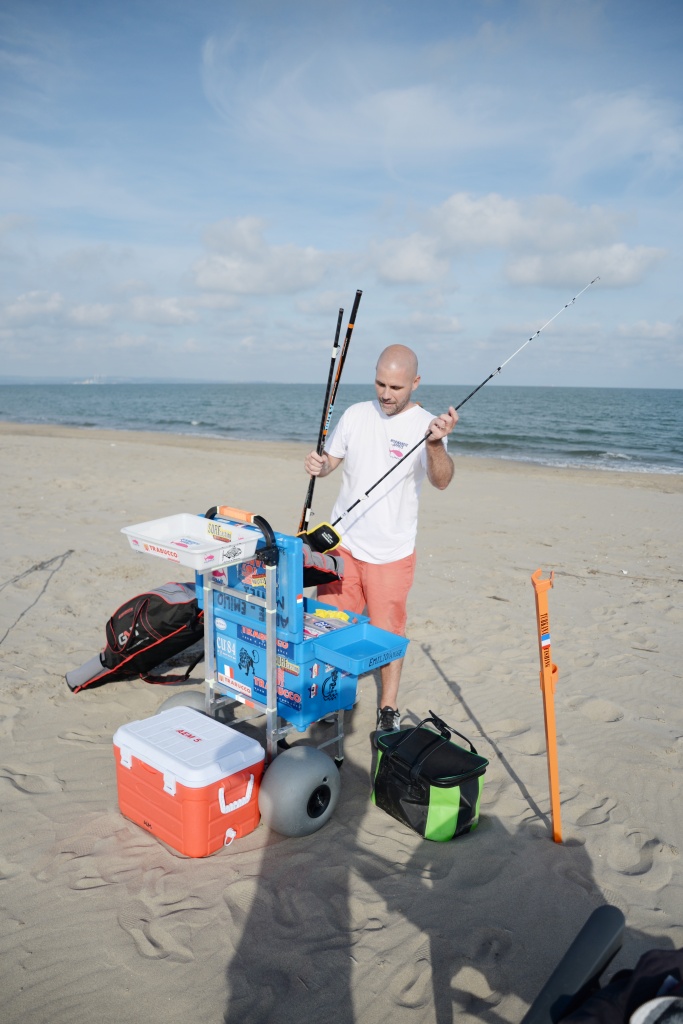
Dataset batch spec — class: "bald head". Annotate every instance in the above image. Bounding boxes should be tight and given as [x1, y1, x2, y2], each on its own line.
[374, 345, 421, 417]
[376, 345, 419, 379]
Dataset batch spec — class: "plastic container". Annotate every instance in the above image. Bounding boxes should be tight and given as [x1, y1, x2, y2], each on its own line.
[122, 513, 260, 570]
[113, 707, 265, 857]
[213, 615, 359, 730]
[312, 623, 409, 675]
[196, 530, 304, 642]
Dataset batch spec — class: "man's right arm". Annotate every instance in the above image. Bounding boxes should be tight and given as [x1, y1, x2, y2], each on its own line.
[304, 451, 343, 477]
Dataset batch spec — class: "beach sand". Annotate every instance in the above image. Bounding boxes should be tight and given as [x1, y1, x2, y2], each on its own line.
[1, 421, 682, 1024]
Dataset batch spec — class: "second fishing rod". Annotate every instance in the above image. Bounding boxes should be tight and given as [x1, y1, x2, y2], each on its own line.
[298, 289, 362, 550]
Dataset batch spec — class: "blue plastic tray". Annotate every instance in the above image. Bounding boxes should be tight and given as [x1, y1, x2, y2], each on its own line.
[312, 623, 409, 675]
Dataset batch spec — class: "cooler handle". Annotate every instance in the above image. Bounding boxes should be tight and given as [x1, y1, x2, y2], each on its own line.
[219, 774, 254, 814]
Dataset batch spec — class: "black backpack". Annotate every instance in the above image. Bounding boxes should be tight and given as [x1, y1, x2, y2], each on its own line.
[66, 582, 204, 693]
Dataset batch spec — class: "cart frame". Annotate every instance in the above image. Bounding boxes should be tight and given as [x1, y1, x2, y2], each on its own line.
[199, 515, 346, 765]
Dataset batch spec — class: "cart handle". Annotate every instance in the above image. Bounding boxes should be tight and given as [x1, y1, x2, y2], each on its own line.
[205, 504, 255, 523]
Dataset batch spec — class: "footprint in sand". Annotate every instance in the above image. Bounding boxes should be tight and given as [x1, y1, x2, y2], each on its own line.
[0, 764, 64, 794]
[607, 829, 678, 890]
[0, 855, 22, 880]
[118, 896, 198, 962]
[505, 729, 548, 756]
[573, 653, 598, 669]
[395, 939, 434, 1009]
[569, 697, 624, 723]
[0, 702, 19, 738]
[58, 728, 110, 744]
[599, 886, 630, 915]
[576, 796, 618, 827]
[488, 718, 530, 738]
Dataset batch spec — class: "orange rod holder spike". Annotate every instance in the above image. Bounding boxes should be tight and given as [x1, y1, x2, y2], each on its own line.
[531, 569, 562, 843]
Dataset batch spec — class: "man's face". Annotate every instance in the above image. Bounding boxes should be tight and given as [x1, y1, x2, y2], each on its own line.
[374, 361, 420, 416]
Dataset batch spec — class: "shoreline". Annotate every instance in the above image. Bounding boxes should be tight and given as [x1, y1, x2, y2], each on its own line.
[2, 419, 681, 492]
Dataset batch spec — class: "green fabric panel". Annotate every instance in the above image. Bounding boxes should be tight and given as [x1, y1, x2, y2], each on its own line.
[470, 774, 485, 829]
[424, 783, 460, 841]
[371, 752, 381, 805]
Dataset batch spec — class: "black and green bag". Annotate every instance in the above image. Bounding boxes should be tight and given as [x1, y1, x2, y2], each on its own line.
[372, 710, 488, 841]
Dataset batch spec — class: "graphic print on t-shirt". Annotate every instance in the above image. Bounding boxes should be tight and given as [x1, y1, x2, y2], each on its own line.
[389, 438, 409, 460]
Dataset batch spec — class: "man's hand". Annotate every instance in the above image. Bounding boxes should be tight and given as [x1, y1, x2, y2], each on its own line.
[427, 406, 458, 442]
[305, 450, 335, 477]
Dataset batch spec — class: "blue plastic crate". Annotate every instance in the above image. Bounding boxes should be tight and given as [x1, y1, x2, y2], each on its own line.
[213, 616, 358, 731]
[196, 528, 304, 642]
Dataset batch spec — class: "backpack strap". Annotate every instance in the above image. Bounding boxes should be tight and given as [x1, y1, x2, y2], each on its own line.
[140, 648, 204, 685]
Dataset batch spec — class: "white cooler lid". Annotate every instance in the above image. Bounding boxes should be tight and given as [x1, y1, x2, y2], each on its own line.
[113, 707, 265, 787]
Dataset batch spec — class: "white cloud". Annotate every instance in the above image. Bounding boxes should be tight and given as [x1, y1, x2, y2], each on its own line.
[555, 91, 683, 179]
[383, 310, 463, 347]
[295, 290, 350, 315]
[195, 217, 330, 294]
[432, 193, 624, 253]
[194, 293, 241, 311]
[505, 244, 666, 287]
[433, 193, 526, 249]
[372, 233, 449, 285]
[111, 332, 149, 351]
[67, 303, 113, 326]
[370, 192, 666, 289]
[201, 32, 520, 171]
[130, 296, 198, 325]
[5, 290, 63, 320]
[617, 319, 679, 341]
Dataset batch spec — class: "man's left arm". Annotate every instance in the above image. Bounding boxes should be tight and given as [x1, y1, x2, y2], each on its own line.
[425, 406, 458, 490]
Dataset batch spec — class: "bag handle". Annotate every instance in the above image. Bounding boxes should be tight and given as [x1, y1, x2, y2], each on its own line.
[426, 709, 479, 754]
[382, 710, 479, 783]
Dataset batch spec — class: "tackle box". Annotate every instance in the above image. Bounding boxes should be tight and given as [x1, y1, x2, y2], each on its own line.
[113, 707, 265, 857]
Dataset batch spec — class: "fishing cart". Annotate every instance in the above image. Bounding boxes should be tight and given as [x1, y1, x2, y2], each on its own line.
[120, 505, 408, 839]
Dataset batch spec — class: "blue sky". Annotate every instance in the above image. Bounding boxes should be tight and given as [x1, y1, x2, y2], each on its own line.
[1, 0, 682, 387]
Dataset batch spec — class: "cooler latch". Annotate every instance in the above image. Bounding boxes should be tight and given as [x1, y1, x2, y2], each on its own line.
[163, 772, 177, 796]
[120, 747, 133, 769]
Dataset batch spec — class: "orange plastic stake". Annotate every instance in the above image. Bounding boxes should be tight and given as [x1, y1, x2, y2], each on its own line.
[531, 569, 562, 843]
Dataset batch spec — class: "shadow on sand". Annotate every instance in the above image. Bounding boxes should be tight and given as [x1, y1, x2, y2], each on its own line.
[222, 648, 671, 1024]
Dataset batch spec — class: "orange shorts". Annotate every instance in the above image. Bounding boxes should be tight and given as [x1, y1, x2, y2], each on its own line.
[317, 547, 416, 637]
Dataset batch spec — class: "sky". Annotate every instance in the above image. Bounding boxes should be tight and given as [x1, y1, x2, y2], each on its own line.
[1, 0, 682, 388]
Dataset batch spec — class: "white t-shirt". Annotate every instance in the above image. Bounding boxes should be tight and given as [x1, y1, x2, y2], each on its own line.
[325, 400, 447, 564]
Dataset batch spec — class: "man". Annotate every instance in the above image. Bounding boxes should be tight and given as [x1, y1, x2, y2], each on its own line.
[304, 344, 457, 738]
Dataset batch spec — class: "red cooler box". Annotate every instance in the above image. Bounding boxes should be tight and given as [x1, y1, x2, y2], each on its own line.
[113, 707, 265, 857]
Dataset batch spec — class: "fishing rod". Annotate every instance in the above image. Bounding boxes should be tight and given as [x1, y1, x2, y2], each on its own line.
[331, 277, 600, 530]
[298, 306, 344, 535]
[299, 289, 363, 545]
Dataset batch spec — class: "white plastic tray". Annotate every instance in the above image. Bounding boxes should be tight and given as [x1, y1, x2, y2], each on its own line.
[122, 513, 260, 570]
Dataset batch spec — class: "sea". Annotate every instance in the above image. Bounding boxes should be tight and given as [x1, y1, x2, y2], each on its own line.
[1, 382, 682, 475]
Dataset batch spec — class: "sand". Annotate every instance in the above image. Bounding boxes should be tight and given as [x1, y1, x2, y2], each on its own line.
[1, 420, 682, 1024]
